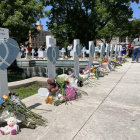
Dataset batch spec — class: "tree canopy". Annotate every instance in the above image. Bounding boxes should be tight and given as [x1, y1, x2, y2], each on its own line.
[0, 0, 45, 44]
[43, 0, 139, 48]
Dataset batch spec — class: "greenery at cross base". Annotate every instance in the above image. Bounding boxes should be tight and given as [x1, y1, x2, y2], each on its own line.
[11, 82, 46, 100]
[0, 0, 49, 45]
[8, 72, 31, 82]
[43, 0, 139, 49]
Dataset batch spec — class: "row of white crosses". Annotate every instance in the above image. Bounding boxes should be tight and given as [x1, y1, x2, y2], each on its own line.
[45, 36, 124, 78]
[99, 43, 123, 60]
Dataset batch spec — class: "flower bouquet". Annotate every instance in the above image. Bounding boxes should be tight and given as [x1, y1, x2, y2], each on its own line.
[51, 74, 88, 106]
[0, 93, 48, 129]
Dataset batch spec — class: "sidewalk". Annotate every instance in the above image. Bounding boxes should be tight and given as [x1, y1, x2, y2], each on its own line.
[2, 60, 140, 140]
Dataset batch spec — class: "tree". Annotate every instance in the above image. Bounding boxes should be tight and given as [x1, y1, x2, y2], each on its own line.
[43, 0, 139, 49]
[0, 0, 45, 44]
[129, 18, 140, 39]
[96, 17, 132, 44]
[48, 23, 75, 49]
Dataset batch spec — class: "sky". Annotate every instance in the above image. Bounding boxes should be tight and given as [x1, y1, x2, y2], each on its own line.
[40, 2, 140, 30]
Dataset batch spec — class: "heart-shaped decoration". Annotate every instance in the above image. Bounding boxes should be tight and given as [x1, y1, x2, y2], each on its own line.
[76, 44, 81, 57]
[89, 45, 95, 57]
[47, 47, 59, 64]
[0, 38, 19, 70]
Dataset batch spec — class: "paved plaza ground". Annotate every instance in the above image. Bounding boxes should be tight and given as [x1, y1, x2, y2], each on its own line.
[2, 59, 140, 140]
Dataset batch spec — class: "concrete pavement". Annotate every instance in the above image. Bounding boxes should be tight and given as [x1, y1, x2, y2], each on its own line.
[2, 60, 140, 140]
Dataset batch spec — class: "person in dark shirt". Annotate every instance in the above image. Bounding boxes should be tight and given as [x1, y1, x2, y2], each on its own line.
[34, 47, 38, 56]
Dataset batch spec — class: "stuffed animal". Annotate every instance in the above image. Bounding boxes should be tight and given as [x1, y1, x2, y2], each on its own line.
[45, 95, 54, 104]
[0, 117, 21, 135]
[47, 78, 59, 94]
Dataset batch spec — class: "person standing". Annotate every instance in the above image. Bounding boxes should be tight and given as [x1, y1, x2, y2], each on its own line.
[21, 45, 24, 56]
[67, 43, 72, 57]
[132, 34, 140, 63]
[122, 44, 127, 55]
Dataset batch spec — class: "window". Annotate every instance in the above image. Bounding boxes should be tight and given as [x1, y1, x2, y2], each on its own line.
[43, 33, 45, 36]
[36, 43, 39, 47]
[33, 43, 34, 46]
[112, 39, 116, 43]
[39, 33, 42, 36]
[40, 43, 42, 46]
[39, 38, 42, 41]
[43, 38, 45, 41]
[46, 33, 47, 36]
[36, 38, 38, 41]
[120, 39, 123, 42]
[33, 38, 35, 41]
[124, 39, 126, 42]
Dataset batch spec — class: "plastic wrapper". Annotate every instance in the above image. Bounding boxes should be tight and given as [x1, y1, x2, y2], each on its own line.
[0, 109, 25, 122]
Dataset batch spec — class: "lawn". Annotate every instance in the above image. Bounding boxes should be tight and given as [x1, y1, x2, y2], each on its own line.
[11, 82, 46, 100]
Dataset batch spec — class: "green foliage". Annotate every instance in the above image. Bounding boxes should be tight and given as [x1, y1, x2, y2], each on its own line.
[129, 18, 140, 38]
[13, 82, 46, 100]
[0, 0, 46, 44]
[44, 0, 139, 49]
[96, 17, 131, 44]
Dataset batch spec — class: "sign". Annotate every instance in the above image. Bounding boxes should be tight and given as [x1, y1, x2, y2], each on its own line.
[0, 28, 9, 39]
[47, 47, 59, 64]
[0, 38, 19, 70]
[46, 36, 56, 47]
[46, 35, 58, 78]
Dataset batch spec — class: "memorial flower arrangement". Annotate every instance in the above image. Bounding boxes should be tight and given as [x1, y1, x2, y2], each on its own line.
[45, 74, 88, 106]
[0, 93, 48, 129]
[111, 57, 122, 66]
[117, 56, 127, 63]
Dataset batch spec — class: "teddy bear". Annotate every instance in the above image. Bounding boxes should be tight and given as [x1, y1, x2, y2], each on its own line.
[47, 78, 59, 94]
[45, 95, 54, 104]
[0, 117, 21, 135]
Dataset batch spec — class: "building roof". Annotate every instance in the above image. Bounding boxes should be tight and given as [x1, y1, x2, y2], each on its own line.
[36, 20, 41, 25]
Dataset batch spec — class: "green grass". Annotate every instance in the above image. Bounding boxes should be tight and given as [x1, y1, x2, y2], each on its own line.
[11, 82, 46, 100]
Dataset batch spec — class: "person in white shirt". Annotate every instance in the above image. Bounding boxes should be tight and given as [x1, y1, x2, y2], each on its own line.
[67, 43, 72, 57]
[21, 45, 24, 56]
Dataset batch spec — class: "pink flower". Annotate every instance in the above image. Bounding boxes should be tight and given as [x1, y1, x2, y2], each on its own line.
[65, 87, 77, 100]
[84, 65, 89, 72]
[70, 73, 75, 77]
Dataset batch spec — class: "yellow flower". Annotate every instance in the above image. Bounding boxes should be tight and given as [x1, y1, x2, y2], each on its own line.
[92, 69, 95, 73]
[100, 59, 103, 62]
[93, 57, 95, 59]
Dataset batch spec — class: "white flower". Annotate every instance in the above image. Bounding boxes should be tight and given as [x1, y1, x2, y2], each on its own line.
[58, 74, 69, 81]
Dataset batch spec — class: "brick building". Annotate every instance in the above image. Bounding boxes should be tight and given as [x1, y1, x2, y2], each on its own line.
[26, 20, 51, 48]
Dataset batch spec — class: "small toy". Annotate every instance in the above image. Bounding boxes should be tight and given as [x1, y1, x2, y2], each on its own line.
[0, 117, 21, 135]
[2, 95, 8, 101]
[45, 95, 54, 104]
[47, 78, 59, 94]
